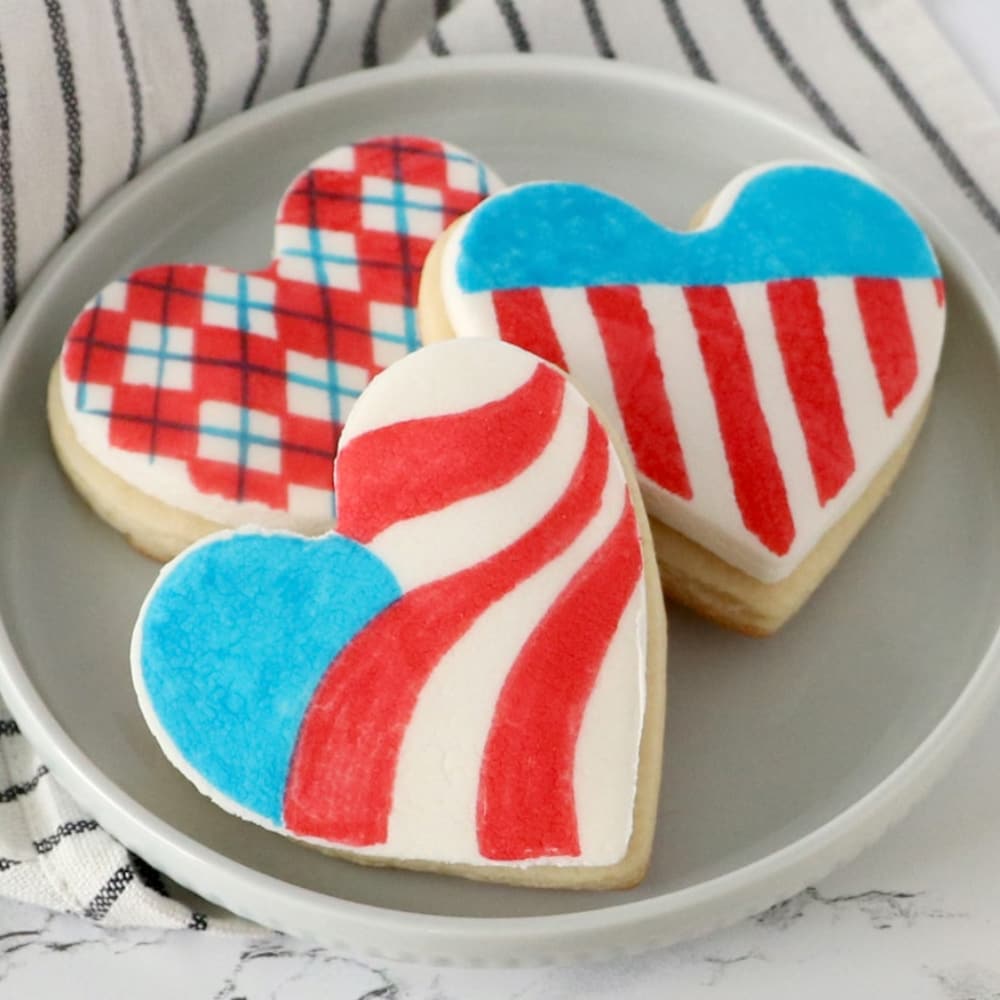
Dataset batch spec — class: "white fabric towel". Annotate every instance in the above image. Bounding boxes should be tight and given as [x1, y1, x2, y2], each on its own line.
[0, 0, 998, 929]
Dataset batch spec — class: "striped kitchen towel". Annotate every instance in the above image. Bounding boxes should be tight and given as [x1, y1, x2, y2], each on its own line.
[0, 0, 997, 929]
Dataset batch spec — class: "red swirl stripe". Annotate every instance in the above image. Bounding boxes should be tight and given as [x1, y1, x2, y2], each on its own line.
[768, 279, 855, 506]
[335, 365, 563, 543]
[283, 407, 611, 845]
[685, 285, 795, 556]
[476, 496, 643, 861]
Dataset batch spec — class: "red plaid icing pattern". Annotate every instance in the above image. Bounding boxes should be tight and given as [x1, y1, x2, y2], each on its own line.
[60, 136, 503, 528]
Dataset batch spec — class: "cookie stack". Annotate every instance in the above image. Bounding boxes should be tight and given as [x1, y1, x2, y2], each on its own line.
[48, 135, 945, 890]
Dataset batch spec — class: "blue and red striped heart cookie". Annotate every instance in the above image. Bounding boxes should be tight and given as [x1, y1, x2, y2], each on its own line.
[54, 136, 503, 556]
[424, 164, 945, 628]
[133, 339, 665, 888]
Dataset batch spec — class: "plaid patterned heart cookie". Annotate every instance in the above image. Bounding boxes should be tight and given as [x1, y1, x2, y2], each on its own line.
[133, 339, 666, 889]
[52, 136, 503, 558]
[422, 164, 946, 633]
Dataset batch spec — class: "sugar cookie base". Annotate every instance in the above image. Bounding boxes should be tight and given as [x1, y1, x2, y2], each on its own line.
[48, 364, 224, 562]
[418, 224, 931, 636]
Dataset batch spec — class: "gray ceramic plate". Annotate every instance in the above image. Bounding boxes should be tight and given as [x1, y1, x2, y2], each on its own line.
[1, 57, 1000, 967]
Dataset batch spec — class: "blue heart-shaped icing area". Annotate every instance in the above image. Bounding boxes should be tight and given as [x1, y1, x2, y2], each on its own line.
[136, 532, 401, 824]
[454, 166, 940, 291]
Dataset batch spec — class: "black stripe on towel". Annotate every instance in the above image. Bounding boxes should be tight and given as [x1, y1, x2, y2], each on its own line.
[362, 0, 391, 68]
[0, 41, 14, 321]
[174, 0, 209, 140]
[580, 0, 614, 58]
[34, 819, 101, 855]
[111, 0, 144, 179]
[243, 0, 271, 109]
[831, 0, 1000, 234]
[44, 0, 82, 238]
[296, 0, 331, 87]
[83, 865, 134, 921]
[659, 0, 713, 80]
[496, 0, 531, 52]
[427, 0, 451, 56]
[744, 0, 858, 149]
[0, 767, 49, 803]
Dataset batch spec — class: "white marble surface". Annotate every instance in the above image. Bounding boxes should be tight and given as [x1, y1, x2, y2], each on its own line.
[4, 2, 1000, 996]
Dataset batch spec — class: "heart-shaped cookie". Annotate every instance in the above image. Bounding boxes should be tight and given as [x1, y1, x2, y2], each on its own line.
[420, 164, 945, 633]
[132, 339, 666, 889]
[51, 135, 503, 560]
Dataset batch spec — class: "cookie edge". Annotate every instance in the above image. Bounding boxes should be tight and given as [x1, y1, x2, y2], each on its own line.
[48, 363, 225, 562]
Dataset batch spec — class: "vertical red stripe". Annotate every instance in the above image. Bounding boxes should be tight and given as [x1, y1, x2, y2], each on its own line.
[492, 288, 568, 370]
[477, 498, 643, 861]
[933, 277, 945, 307]
[768, 279, 855, 505]
[336, 365, 563, 542]
[283, 414, 611, 845]
[854, 277, 919, 416]
[587, 285, 693, 500]
[684, 285, 795, 556]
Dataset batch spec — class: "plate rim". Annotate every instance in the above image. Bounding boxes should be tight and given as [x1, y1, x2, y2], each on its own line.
[2, 53, 1000, 964]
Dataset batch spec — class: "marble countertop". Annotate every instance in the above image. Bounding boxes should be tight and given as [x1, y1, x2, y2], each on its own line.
[3, 2, 1000, 996]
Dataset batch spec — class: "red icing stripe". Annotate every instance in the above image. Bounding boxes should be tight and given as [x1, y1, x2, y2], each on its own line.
[854, 277, 919, 416]
[476, 496, 642, 861]
[933, 278, 945, 307]
[767, 279, 855, 506]
[335, 365, 563, 543]
[684, 285, 795, 556]
[586, 285, 693, 500]
[283, 412, 611, 845]
[492, 288, 569, 370]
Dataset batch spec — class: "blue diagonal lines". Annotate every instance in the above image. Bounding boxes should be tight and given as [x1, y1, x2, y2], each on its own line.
[387, 180, 419, 352]
[202, 290, 274, 313]
[285, 367, 363, 401]
[235, 273, 252, 487]
[284, 246, 360, 275]
[305, 225, 330, 288]
[198, 420, 282, 450]
[361, 191, 443, 215]
[475, 160, 489, 196]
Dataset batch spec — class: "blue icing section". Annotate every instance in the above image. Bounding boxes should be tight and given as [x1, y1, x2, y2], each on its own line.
[139, 533, 401, 825]
[455, 167, 940, 291]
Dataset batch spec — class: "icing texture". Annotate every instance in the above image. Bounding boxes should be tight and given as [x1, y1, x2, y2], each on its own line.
[134, 340, 648, 868]
[138, 533, 400, 823]
[455, 169, 940, 291]
[441, 164, 946, 582]
[61, 136, 503, 532]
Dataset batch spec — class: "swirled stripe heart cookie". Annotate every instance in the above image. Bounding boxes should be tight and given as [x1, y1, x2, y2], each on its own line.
[132, 339, 667, 889]
[50, 135, 503, 561]
[420, 164, 945, 634]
